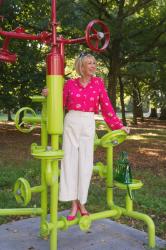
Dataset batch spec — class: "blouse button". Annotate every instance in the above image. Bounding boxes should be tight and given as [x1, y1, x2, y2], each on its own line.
[76, 104, 81, 108]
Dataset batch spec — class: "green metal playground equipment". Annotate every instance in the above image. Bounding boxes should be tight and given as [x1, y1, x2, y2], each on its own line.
[3, 97, 155, 250]
[0, 1, 156, 249]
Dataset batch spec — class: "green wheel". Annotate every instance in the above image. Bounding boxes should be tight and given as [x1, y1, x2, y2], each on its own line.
[14, 178, 31, 206]
[15, 107, 37, 133]
[79, 216, 91, 232]
[114, 179, 143, 190]
[40, 221, 50, 238]
[100, 130, 127, 148]
[59, 216, 69, 231]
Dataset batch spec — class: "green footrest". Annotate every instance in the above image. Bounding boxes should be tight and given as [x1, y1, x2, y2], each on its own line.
[32, 150, 64, 160]
[114, 179, 143, 190]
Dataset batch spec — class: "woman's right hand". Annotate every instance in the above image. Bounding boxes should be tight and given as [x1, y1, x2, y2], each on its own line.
[42, 87, 48, 96]
[121, 126, 130, 134]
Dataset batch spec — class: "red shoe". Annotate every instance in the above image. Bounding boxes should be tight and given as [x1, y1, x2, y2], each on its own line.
[67, 207, 78, 221]
[78, 204, 89, 216]
[67, 215, 77, 221]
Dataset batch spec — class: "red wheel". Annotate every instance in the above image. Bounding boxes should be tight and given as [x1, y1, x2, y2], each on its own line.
[0, 0, 4, 6]
[85, 19, 110, 52]
[0, 49, 17, 63]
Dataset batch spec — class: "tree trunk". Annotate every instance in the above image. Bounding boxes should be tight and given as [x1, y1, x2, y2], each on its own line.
[132, 86, 137, 125]
[119, 76, 127, 125]
[149, 108, 157, 118]
[159, 107, 166, 120]
[107, 42, 119, 110]
[7, 109, 13, 121]
[136, 85, 144, 121]
[107, 0, 125, 110]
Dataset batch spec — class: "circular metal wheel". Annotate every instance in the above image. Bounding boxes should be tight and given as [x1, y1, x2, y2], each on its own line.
[114, 179, 143, 190]
[79, 216, 91, 232]
[0, 0, 4, 7]
[100, 130, 127, 148]
[15, 107, 37, 133]
[0, 49, 17, 63]
[40, 221, 50, 238]
[58, 216, 69, 231]
[85, 19, 110, 52]
[14, 178, 31, 206]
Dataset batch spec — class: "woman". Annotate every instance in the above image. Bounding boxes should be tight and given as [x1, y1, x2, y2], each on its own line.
[43, 52, 129, 221]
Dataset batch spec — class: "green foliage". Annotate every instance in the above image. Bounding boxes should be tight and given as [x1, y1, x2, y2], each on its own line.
[0, 0, 166, 116]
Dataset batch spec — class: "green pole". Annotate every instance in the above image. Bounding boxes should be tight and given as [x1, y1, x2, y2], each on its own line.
[46, 40, 64, 248]
[106, 146, 114, 208]
[40, 99, 48, 235]
[125, 193, 133, 212]
[0, 208, 42, 216]
[50, 134, 59, 250]
[122, 209, 155, 248]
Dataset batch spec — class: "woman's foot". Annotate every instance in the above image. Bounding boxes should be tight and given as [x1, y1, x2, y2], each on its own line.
[77, 202, 89, 216]
[67, 200, 78, 221]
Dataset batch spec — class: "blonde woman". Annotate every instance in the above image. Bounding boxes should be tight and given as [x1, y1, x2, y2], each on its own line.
[58, 52, 129, 220]
[42, 52, 129, 220]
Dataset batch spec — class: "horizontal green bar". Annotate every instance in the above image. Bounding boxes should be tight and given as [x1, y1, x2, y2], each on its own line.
[31, 185, 45, 193]
[57, 210, 118, 230]
[23, 116, 42, 123]
[0, 208, 42, 216]
[89, 210, 118, 221]
[30, 95, 46, 103]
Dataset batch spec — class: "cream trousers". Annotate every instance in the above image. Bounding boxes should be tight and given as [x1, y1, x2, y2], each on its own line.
[59, 110, 95, 204]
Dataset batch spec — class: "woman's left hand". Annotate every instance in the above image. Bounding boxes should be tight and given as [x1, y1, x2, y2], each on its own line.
[42, 87, 48, 96]
[121, 126, 130, 134]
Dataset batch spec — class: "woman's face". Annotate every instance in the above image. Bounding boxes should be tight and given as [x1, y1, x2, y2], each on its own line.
[81, 56, 96, 77]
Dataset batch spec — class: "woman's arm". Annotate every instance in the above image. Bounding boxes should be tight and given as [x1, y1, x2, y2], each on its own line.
[99, 79, 129, 133]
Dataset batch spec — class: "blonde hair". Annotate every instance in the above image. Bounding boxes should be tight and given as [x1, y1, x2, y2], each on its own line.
[74, 53, 96, 76]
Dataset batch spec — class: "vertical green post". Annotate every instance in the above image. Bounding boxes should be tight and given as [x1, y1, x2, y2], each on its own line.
[125, 193, 133, 212]
[40, 100, 48, 232]
[106, 146, 114, 208]
[50, 135, 59, 250]
[47, 75, 64, 135]
[46, 46, 64, 250]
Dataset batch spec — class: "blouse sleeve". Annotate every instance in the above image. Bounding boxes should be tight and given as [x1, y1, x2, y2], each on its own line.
[99, 79, 123, 130]
[63, 80, 70, 108]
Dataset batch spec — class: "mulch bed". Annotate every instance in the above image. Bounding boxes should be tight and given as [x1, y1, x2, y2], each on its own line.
[0, 118, 166, 175]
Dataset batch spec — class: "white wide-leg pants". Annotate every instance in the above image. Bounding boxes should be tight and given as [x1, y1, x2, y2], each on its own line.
[59, 110, 95, 204]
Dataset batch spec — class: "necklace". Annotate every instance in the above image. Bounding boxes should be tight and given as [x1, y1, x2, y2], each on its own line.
[80, 77, 91, 87]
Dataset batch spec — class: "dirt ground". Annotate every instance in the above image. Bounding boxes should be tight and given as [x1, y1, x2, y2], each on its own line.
[0, 118, 166, 174]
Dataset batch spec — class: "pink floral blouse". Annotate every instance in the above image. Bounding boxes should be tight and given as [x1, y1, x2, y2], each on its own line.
[63, 76, 123, 130]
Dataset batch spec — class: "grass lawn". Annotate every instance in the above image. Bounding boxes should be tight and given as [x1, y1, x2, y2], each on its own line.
[0, 118, 165, 245]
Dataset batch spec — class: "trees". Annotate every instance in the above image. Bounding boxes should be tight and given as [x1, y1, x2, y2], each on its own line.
[71, 0, 166, 123]
[0, 0, 166, 122]
[0, 0, 49, 118]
